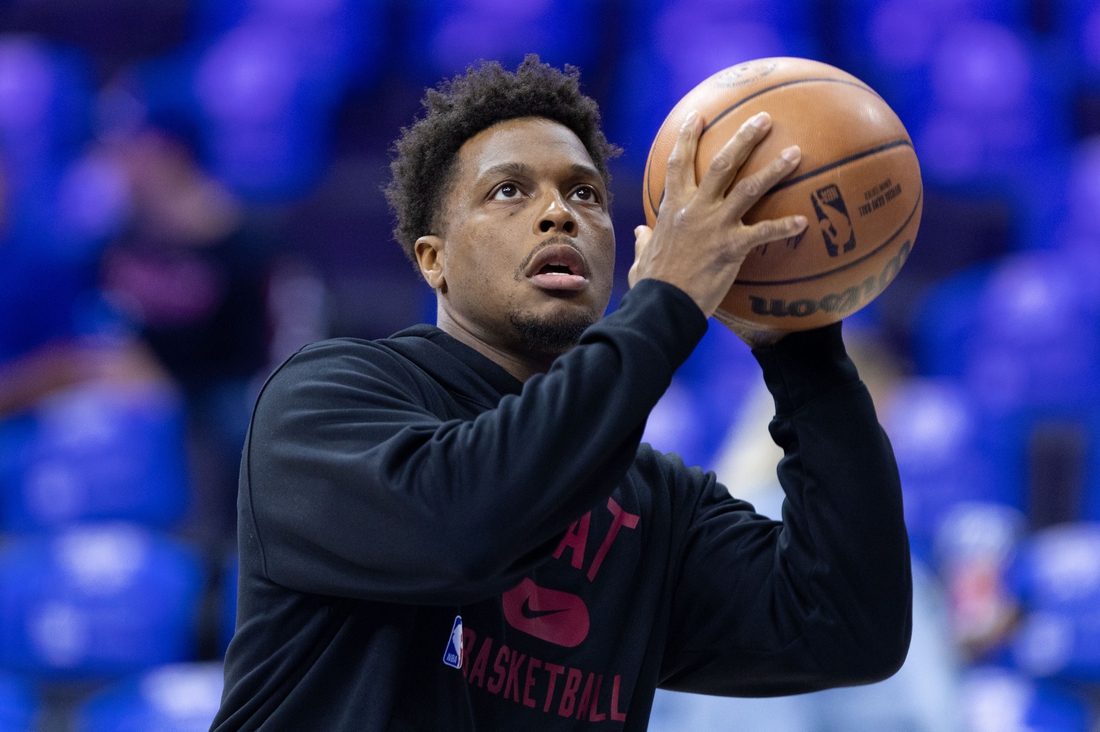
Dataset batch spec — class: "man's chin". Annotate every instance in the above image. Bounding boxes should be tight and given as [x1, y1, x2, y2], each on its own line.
[508, 310, 596, 355]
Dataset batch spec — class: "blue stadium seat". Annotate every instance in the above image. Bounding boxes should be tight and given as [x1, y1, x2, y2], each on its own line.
[0, 237, 93, 366]
[914, 23, 1067, 182]
[1011, 523, 1100, 680]
[1014, 523, 1100, 612]
[0, 523, 204, 677]
[137, 0, 384, 202]
[0, 383, 190, 531]
[191, 24, 329, 201]
[1053, 0, 1100, 90]
[884, 379, 1019, 559]
[839, 0, 1031, 117]
[0, 672, 35, 732]
[910, 21, 1068, 245]
[403, 0, 606, 87]
[75, 662, 223, 732]
[966, 252, 1100, 411]
[1014, 609, 1100, 681]
[191, 0, 383, 93]
[0, 148, 126, 364]
[0, 36, 93, 190]
[0, 37, 110, 365]
[910, 262, 994, 378]
[961, 666, 1091, 732]
[53, 151, 132, 256]
[1064, 138, 1100, 242]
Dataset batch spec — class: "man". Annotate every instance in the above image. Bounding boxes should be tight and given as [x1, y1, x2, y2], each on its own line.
[213, 56, 911, 731]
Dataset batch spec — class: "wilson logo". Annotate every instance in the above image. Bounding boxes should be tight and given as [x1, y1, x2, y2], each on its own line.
[712, 60, 779, 88]
[748, 240, 911, 318]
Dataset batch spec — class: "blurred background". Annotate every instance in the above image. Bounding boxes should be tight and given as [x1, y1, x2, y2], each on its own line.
[0, 0, 1099, 729]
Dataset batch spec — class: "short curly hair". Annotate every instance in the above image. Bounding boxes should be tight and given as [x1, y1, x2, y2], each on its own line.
[385, 55, 621, 265]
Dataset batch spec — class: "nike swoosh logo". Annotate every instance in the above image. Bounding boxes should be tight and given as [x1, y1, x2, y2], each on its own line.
[520, 596, 569, 620]
[501, 578, 590, 648]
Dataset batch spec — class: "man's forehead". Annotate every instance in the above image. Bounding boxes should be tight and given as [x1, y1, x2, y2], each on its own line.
[459, 117, 597, 178]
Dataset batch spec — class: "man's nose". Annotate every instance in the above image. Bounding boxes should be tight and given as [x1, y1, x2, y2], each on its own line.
[535, 190, 577, 235]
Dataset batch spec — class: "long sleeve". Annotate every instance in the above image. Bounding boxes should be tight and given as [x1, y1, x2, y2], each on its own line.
[240, 278, 708, 606]
[658, 323, 912, 695]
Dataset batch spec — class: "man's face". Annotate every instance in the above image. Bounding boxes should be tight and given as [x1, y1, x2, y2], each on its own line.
[418, 117, 615, 358]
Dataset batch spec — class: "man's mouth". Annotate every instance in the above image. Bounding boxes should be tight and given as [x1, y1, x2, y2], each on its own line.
[524, 244, 589, 291]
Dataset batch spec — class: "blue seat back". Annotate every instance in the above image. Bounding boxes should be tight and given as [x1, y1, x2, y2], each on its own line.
[0, 523, 204, 677]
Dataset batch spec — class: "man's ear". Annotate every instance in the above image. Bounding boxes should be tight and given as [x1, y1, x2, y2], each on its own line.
[415, 235, 446, 292]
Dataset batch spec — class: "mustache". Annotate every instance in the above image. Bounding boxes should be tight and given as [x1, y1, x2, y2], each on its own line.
[516, 236, 587, 276]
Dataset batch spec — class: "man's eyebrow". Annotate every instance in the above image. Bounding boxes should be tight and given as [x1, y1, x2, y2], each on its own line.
[476, 161, 603, 183]
[567, 162, 602, 181]
[477, 161, 535, 182]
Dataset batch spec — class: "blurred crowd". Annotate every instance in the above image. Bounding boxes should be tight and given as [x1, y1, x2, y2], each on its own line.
[2, 0, 1100, 730]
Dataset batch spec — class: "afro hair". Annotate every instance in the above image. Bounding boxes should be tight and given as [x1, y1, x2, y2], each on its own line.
[384, 55, 621, 266]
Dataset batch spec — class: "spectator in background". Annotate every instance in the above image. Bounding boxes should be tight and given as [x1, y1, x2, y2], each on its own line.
[0, 143, 172, 420]
[101, 129, 267, 401]
[99, 128, 273, 547]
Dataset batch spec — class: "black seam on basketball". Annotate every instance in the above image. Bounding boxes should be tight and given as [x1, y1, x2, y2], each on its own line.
[734, 184, 922, 287]
[644, 162, 665, 220]
[646, 77, 883, 219]
[701, 78, 881, 134]
[646, 157, 659, 221]
[763, 139, 913, 195]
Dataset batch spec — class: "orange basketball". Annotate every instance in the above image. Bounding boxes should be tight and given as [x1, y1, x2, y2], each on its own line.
[643, 57, 922, 331]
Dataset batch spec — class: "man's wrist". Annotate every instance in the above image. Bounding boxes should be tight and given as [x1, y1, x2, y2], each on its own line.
[590, 278, 708, 375]
[751, 321, 859, 415]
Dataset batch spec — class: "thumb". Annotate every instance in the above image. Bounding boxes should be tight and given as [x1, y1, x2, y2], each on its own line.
[629, 225, 653, 288]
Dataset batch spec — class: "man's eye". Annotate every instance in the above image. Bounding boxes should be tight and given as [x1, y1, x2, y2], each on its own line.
[572, 186, 598, 202]
[492, 184, 520, 200]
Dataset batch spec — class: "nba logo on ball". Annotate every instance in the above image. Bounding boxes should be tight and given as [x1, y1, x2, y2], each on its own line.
[811, 184, 855, 257]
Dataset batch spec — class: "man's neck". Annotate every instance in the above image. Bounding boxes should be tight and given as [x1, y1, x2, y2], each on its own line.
[435, 309, 558, 383]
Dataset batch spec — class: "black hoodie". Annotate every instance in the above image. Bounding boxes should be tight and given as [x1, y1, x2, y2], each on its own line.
[212, 278, 912, 731]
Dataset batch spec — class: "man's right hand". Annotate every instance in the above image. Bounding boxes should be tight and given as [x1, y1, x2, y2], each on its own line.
[628, 110, 807, 320]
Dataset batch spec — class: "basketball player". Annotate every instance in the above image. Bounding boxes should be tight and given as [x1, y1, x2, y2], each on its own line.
[212, 56, 912, 731]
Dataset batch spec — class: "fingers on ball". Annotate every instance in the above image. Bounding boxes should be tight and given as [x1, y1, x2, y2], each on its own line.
[667, 112, 703, 194]
[698, 112, 773, 198]
[728, 145, 802, 210]
[743, 215, 808, 247]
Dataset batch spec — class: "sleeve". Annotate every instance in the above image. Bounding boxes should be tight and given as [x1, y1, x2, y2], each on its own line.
[658, 322, 913, 695]
[242, 279, 708, 606]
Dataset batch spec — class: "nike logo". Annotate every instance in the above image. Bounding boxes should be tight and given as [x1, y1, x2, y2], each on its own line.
[520, 596, 569, 620]
[501, 578, 589, 648]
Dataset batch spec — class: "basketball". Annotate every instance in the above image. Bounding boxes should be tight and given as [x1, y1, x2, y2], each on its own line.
[643, 57, 923, 331]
